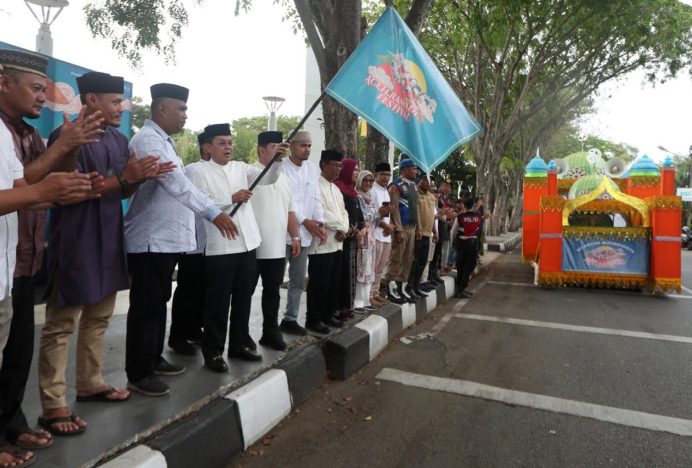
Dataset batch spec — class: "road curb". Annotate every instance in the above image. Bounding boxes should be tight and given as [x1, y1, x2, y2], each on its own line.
[97, 275, 458, 467]
[485, 232, 522, 252]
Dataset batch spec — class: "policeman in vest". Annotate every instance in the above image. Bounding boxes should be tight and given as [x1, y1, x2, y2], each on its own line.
[451, 197, 481, 299]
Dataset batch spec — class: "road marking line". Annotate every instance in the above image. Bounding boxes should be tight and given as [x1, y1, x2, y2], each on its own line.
[668, 294, 692, 300]
[454, 313, 692, 344]
[681, 285, 692, 295]
[376, 368, 692, 437]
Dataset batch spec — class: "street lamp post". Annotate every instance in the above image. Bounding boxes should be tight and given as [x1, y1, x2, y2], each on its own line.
[262, 96, 285, 131]
[24, 0, 69, 57]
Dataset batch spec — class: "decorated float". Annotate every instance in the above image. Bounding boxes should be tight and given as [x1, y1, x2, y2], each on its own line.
[522, 149, 682, 292]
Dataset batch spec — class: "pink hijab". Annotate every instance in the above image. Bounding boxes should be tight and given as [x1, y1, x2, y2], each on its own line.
[334, 157, 359, 198]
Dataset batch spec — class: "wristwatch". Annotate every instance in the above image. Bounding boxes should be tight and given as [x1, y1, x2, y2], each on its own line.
[291, 236, 300, 242]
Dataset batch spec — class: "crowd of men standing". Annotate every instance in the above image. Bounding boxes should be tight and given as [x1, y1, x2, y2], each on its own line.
[0, 49, 486, 467]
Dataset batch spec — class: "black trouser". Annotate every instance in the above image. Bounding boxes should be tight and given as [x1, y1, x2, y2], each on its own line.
[203, 251, 256, 358]
[170, 253, 205, 342]
[337, 238, 355, 311]
[126, 252, 180, 383]
[307, 251, 341, 323]
[251, 257, 286, 335]
[429, 237, 443, 278]
[0, 277, 34, 444]
[455, 238, 478, 292]
[409, 236, 431, 289]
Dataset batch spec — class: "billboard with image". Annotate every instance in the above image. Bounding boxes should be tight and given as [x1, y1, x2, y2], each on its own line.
[0, 41, 133, 139]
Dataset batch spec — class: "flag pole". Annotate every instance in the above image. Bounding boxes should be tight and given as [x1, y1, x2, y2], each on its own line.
[229, 91, 326, 217]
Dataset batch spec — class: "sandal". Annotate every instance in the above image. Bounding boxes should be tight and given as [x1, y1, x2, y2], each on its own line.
[76, 386, 130, 403]
[12, 428, 53, 450]
[0, 445, 35, 468]
[37, 414, 86, 436]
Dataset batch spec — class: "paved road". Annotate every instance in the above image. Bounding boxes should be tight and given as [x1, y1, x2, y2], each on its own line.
[229, 248, 692, 468]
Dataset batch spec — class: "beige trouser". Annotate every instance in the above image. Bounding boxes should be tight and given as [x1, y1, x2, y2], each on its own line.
[38, 291, 116, 410]
[385, 226, 416, 283]
[371, 241, 392, 298]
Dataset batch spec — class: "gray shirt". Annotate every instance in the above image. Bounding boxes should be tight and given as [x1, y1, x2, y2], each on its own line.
[124, 120, 221, 253]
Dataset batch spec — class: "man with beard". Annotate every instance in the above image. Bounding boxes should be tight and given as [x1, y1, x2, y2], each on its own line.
[37, 71, 174, 435]
[280, 131, 325, 335]
[0, 51, 104, 466]
[124, 84, 238, 396]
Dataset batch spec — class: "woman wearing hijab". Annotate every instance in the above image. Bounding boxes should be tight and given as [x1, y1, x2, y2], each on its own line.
[354, 170, 381, 312]
[334, 158, 364, 320]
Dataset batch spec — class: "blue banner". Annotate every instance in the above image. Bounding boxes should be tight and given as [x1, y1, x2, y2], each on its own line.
[562, 237, 649, 275]
[324, 7, 482, 174]
[0, 41, 133, 139]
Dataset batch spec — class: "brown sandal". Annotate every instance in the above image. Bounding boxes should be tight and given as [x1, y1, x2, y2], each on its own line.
[12, 428, 53, 450]
[0, 445, 36, 468]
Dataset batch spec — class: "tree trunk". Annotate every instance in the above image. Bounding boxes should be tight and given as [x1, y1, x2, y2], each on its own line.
[364, 125, 389, 171]
[322, 94, 358, 156]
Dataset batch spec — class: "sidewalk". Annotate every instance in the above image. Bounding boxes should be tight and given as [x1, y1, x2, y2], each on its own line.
[23, 251, 501, 467]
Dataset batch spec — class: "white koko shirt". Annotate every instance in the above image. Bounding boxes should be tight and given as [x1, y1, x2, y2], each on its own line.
[0, 120, 23, 301]
[308, 175, 349, 256]
[371, 181, 392, 244]
[251, 162, 294, 260]
[192, 158, 281, 256]
[282, 157, 323, 247]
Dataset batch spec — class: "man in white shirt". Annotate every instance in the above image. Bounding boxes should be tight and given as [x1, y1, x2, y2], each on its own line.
[0, 60, 104, 467]
[125, 84, 238, 397]
[370, 162, 394, 305]
[168, 131, 209, 355]
[280, 131, 325, 335]
[192, 123, 288, 373]
[306, 150, 350, 334]
[251, 131, 300, 351]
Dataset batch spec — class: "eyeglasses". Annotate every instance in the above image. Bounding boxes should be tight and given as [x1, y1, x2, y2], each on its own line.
[362, 178, 374, 183]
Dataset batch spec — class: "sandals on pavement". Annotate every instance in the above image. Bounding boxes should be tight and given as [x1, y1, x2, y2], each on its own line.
[0, 445, 36, 468]
[37, 414, 86, 436]
[76, 386, 130, 403]
[12, 428, 53, 450]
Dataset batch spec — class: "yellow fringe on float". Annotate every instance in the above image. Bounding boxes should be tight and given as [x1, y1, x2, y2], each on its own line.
[653, 278, 682, 294]
[524, 178, 547, 188]
[562, 226, 650, 240]
[562, 177, 650, 226]
[538, 271, 647, 290]
[540, 197, 566, 211]
[557, 179, 575, 190]
[646, 196, 683, 210]
[629, 176, 660, 187]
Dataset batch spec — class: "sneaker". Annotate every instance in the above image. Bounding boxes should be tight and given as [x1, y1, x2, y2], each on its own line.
[354, 307, 367, 315]
[128, 375, 170, 397]
[154, 358, 186, 376]
[280, 319, 308, 336]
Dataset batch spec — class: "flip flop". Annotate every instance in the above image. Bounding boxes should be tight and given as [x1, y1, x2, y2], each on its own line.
[12, 428, 53, 450]
[76, 386, 131, 403]
[37, 414, 86, 436]
[0, 445, 36, 467]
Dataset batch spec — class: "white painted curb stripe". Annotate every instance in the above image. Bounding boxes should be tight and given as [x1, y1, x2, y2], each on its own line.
[425, 294, 436, 313]
[377, 368, 692, 437]
[443, 276, 455, 300]
[401, 302, 416, 328]
[225, 369, 291, 449]
[100, 445, 167, 468]
[355, 314, 389, 360]
[454, 313, 692, 345]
